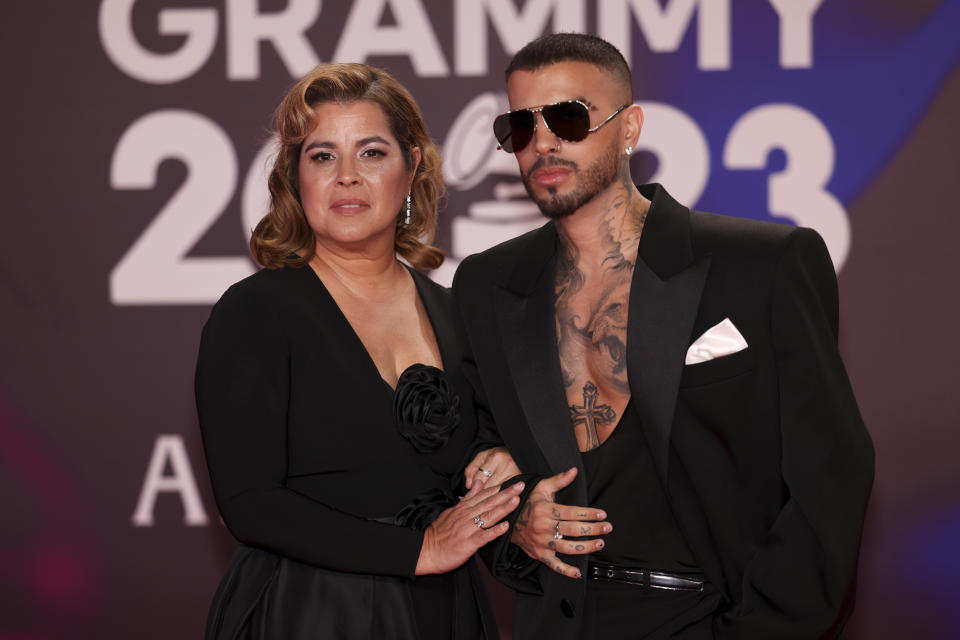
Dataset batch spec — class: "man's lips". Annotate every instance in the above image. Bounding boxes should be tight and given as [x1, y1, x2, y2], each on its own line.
[531, 167, 571, 186]
[330, 198, 370, 212]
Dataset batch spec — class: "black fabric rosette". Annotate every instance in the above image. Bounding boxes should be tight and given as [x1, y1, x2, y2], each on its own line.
[393, 364, 461, 453]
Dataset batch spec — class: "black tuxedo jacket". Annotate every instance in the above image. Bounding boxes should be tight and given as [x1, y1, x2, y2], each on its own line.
[453, 184, 874, 639]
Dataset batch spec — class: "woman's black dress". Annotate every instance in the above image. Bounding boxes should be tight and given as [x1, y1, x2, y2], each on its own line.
[195, 265, 496, 639]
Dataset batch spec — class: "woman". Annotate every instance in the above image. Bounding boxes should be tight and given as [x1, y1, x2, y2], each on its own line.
[195, 63, 522, 639]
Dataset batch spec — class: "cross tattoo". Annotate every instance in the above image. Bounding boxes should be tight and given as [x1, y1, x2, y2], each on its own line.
[569, 381, 616, 449]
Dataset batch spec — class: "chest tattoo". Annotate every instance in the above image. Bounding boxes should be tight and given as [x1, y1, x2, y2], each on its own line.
[569, 381, 617, 450]
[554, 220, 641, 393]
[553, 181, 649, 449]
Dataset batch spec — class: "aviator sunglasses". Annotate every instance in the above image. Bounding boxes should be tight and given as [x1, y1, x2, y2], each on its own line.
[493, 100, 629, 153]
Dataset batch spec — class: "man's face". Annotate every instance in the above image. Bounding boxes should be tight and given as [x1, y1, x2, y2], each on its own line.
[505, 61, 625, 219]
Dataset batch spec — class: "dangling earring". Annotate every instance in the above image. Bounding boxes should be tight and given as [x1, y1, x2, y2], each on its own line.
[404, 192, 412, 225]
[625, 146, 633, 156]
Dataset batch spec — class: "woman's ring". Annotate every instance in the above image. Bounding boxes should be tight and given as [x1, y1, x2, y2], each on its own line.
[478, 467, 494, 478]
[473, 515, 485, 529]
[554, 520, 563, 540]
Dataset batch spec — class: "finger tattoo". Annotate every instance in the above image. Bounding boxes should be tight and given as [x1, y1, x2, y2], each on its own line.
[575, 544, 585, 551]
[552, 507, 562, 518]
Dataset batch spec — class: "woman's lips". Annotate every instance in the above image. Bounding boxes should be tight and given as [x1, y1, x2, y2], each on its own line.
[330, 198, 370, 213]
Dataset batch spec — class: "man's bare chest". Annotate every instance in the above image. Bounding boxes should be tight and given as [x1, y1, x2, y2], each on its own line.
[555, 284, 632, 450]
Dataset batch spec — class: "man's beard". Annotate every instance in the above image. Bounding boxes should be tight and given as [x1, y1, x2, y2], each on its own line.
[521, 142, 622, 220]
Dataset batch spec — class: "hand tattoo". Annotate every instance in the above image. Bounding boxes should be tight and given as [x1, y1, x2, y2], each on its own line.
[516, 502, 531, 532]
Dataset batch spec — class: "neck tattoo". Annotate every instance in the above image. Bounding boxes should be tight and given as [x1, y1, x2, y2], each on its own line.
[553, 176, 649, 450]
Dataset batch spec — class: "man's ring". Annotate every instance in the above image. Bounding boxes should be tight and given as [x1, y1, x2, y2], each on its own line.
[473, 515, 485, 529]
[554, 520, 563, 540]
[478, 467, 493, 478]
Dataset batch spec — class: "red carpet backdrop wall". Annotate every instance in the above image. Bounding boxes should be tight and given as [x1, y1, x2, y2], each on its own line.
[1, 1, 958, 637]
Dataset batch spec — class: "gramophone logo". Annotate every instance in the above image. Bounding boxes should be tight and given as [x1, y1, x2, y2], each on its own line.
[433, 92, 545, 286]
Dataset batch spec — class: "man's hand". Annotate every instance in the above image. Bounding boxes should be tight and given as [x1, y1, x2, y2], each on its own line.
[465, 446, 521, 490]
[512, 467, 612, 579]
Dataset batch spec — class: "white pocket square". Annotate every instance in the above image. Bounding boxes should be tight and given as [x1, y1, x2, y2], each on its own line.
[685, 318, 748, 365]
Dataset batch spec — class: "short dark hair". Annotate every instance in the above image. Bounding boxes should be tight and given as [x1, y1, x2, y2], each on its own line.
[505, 33, 633, 96]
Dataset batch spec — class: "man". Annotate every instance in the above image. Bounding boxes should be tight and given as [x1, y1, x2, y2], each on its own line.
[454, 33, 874, 639]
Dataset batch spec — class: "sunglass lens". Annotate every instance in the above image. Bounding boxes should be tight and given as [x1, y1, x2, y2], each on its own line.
[543, 101, 590, 142]
[494, 110, 534, 153]
[493, 112, 513, 151]
[494, 102, 591, 152]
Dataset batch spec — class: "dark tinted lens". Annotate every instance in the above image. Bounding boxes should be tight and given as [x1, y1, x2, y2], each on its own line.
[493, 109, 534, 153]
[542, 101, 590, 142]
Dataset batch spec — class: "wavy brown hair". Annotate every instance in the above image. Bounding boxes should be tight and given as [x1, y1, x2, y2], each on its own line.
[251, 63, 445, 270]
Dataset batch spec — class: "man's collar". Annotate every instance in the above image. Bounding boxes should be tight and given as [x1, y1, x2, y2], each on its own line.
[502, 221, 558, 297]
[501, 183, 695, 296]
[637, 183, 696, 281]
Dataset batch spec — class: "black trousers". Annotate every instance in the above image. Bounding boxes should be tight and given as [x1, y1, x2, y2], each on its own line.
[583, 579, 720, 639]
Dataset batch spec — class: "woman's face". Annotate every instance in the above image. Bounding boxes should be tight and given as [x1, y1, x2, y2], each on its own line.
[298, 100, 420, 254]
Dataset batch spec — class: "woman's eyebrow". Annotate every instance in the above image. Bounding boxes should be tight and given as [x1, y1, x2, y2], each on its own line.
[303, 136, 392, 153]
[356, 135, 391, 147]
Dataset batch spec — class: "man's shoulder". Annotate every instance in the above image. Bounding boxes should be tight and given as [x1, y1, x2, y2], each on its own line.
[642, 182, 806, 261]
[687, 209, 807, 262]
[690, 208, 795, 242]
[467, 220, 553, 265]
[684, 209, 836, 295]
[453, 221, 553, 290]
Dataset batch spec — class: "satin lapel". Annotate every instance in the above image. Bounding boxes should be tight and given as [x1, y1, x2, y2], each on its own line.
[495, 226, 584, 491]
[628, 185, 731, 596]
[496, 281, 584, 480]
[409, 268, 459, 370]
[628, 184, 711, 485]
[627, 258, 710, 484]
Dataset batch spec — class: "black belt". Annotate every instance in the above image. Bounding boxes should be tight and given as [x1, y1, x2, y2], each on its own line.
[587, 561, 705, 592]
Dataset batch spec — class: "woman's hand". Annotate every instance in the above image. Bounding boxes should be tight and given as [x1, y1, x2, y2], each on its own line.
[464, 446, 522, 490]
[415, 481, 524, 575]
[511, 467, 612, 579]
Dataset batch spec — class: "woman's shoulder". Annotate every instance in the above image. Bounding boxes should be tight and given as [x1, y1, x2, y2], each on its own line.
[209, 265, 314, 323]
[223, 265, 312, 301]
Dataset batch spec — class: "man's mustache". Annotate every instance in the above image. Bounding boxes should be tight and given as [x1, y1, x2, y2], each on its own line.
[524, 156, 579, 176]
